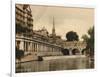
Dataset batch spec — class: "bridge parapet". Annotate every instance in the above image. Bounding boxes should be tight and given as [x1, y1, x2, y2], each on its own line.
[62, 41, 87, 55]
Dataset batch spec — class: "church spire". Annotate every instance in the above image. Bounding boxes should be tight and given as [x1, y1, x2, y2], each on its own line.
[52, 16, 56, 43]
[52, 16, 56, 36]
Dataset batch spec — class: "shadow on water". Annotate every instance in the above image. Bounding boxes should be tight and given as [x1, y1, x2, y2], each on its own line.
[85, 58, 94, 69]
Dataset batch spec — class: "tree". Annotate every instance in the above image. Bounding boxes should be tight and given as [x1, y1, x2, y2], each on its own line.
[66, 31, 79, 41]
[16, 47, 24, 62]
[82, 27, 94, 57]
[82, 34, 89, 42]
[16, 47, 24, 71]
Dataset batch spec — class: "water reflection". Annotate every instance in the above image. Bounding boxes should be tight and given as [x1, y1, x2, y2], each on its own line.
[16, 57, 94, 73]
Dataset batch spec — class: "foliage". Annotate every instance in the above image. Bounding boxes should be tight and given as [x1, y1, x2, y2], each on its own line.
[81, 34, 88, 42]
[16, 23, 31, 33]
[16, 47, 24, 61]
[82, 27, 94, 56]
[66, 31, 79, 41]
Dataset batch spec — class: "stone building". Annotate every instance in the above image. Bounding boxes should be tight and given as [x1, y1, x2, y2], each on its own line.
[16, 4, 33, 53]
[16, 4, 33, 33]
[15, 4, 63, 61]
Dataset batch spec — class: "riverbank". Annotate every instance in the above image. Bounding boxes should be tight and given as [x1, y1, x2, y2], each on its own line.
[43, 55, 86, 60]
[16, 55, 86, 63]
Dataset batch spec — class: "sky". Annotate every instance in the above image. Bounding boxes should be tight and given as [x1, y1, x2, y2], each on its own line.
[30, 5, 94, 41]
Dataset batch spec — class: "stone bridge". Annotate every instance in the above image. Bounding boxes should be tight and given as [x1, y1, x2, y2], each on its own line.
[62, 41, 87, 55]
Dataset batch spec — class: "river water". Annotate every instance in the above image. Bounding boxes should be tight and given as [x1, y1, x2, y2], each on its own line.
[16, 57, 94, 73]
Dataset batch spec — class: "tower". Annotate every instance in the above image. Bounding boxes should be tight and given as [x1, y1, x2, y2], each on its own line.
[52, 17, 56, 36]
[52, 17, 56, 43]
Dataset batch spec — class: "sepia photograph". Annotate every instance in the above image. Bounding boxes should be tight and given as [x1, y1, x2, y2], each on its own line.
[15, 4, 94, 73]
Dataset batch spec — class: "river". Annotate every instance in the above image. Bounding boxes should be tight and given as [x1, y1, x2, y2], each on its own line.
[16, 56, 94, 73]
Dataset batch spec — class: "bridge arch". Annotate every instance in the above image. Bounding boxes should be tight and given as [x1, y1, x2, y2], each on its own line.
[61, 48, 70, 55]
[81, 48, 87, 55]
[72, 48, 80, 55]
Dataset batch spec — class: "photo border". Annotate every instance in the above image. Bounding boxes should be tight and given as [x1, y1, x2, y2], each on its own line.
[11, 0, 96, 77]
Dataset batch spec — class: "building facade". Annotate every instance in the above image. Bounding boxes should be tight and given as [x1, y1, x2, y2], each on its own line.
[15, 4, 63, 61]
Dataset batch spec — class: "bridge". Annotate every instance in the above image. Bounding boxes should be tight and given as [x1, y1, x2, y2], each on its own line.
[62, 41, 87, 55]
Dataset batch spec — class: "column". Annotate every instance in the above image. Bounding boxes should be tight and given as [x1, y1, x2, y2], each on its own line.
[33, 43, 35, 52]
[36, 43, 37, 52]
[69, 48, 72, 55]
[24, 41, 26, 52]
[40, 44, 42, 52]
[32, 42, 33, 52]
[38, 43, 40, 52]
[35, 43, 36, 52]
[30, 42, 33, 52]
[19, 40, 24, 51]
[26, 41, 28, 52]
[16, 40, 20, 50]
[39, 44, 41, 52]
[27, 42, 29, 52]
[37, 43, 38, 52]
[28, 42, 30, 52]
[32, 42, 34, 52]
[24, 41, 25, 52]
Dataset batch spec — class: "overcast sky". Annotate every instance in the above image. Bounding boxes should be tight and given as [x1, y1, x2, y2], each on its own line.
[30, 5, 94, 40]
